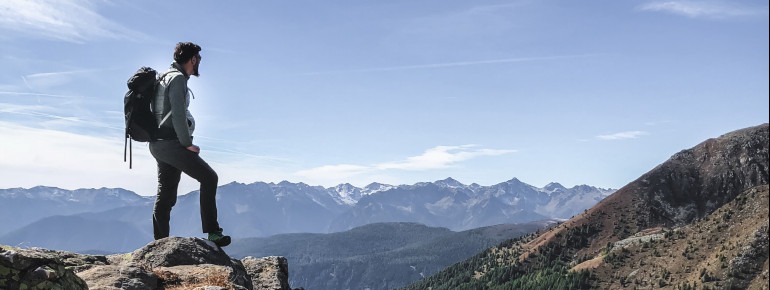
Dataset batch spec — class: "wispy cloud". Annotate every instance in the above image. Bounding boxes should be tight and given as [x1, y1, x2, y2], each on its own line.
[0, 91, 80, 98]
[295, 145, 517, 182]
[21, 69, 108, 90]
[1, 102, 73, 118]
[638, 1, 769, 19]
[0, 0, 145, 43]
[298, 55, 594, 76]
[202, 144, 290, 164]
[0, 121, 292, 195]
[376, 145, 517, 171]
[0, 102, 121, 133]
[0, 121, 157, 193]
[596, 131, 649, 140]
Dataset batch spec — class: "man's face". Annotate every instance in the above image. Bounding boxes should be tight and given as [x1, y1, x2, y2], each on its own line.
[192, 54, 201, 77]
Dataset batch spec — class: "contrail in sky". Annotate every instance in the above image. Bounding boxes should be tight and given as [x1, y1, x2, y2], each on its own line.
[0, 91, 81, 98]
[298, 54, 595, 76]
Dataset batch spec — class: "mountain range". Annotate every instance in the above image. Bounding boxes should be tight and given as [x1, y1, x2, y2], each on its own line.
[0, 177, 613, 253]
[403, 123, 769, 289]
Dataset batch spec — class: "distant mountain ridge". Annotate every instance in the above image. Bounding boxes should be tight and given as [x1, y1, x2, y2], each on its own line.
[330, 177, 614, 232]
[1, 178, 613, 253]
[0, 186, 150, 235]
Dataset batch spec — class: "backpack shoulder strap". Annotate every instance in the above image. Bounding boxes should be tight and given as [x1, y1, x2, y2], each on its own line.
[155, 69, 185, 128]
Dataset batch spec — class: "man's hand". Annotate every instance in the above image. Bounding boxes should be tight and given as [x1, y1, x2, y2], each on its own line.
[187, 145, 200, 153]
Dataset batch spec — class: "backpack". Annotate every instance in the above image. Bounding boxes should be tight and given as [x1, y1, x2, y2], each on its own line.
[123, 66, 160, 168]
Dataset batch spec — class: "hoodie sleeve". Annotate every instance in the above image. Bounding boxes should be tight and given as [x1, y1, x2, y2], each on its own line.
[167, 74, 193, 147]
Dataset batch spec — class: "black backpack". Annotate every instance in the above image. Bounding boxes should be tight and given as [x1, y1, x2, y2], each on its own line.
[123, 66, 160, 168]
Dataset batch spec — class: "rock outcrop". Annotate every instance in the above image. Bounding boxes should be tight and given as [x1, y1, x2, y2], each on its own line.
[242, 256, 291, 290]
[0, 245, 91, 289]
[631, 123, 769, 228]
[1, 237, 297, 290]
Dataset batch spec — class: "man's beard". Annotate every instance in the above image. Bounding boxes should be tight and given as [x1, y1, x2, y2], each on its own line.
[192, 62, 200, 77]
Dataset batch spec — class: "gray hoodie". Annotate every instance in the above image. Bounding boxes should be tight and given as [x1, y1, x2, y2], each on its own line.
[153, 62, 195, 147]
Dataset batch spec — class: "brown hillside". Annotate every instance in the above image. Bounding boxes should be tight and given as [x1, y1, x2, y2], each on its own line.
[576, 184, 769, 289]
[522, 123, 769, 263]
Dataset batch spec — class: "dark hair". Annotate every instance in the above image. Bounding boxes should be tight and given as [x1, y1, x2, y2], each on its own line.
[173, 42, 202, 64]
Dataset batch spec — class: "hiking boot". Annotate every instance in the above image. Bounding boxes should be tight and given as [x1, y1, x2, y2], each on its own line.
[208, 228, 231, 247]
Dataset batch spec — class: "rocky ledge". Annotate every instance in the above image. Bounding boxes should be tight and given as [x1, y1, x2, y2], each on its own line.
[1, 237, 300, 290]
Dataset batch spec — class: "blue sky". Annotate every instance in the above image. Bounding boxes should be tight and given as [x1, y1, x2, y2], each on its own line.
[1, 0, 768, 196]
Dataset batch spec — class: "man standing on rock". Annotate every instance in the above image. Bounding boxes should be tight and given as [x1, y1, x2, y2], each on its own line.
[149, 42, 230, 247]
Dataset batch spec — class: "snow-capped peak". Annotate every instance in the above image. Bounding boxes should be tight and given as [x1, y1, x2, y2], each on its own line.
[434, 177, 465, 188]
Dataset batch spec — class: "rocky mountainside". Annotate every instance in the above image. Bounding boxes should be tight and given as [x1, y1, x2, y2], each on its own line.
[1, 178, 612, 254]
[403, 123, 769, 289]
[578, 184, 768, 289]
[1, 237, 298, 290]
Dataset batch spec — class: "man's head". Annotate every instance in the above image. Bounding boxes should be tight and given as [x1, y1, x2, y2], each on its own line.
[174, 42, 202, 77]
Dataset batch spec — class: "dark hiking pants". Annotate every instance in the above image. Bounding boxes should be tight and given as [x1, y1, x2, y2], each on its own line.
[149, 140, 220, 240]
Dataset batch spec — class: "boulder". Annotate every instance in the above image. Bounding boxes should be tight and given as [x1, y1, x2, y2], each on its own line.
[130, 237, 236, 268]
[154, 264, 247, 290]
[0, 245, 89, 290]
[242, 256, 291, 290]
[2, 237, 296, 289]
[77, 263, 157, 289]
[105, 237, 253, 289]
